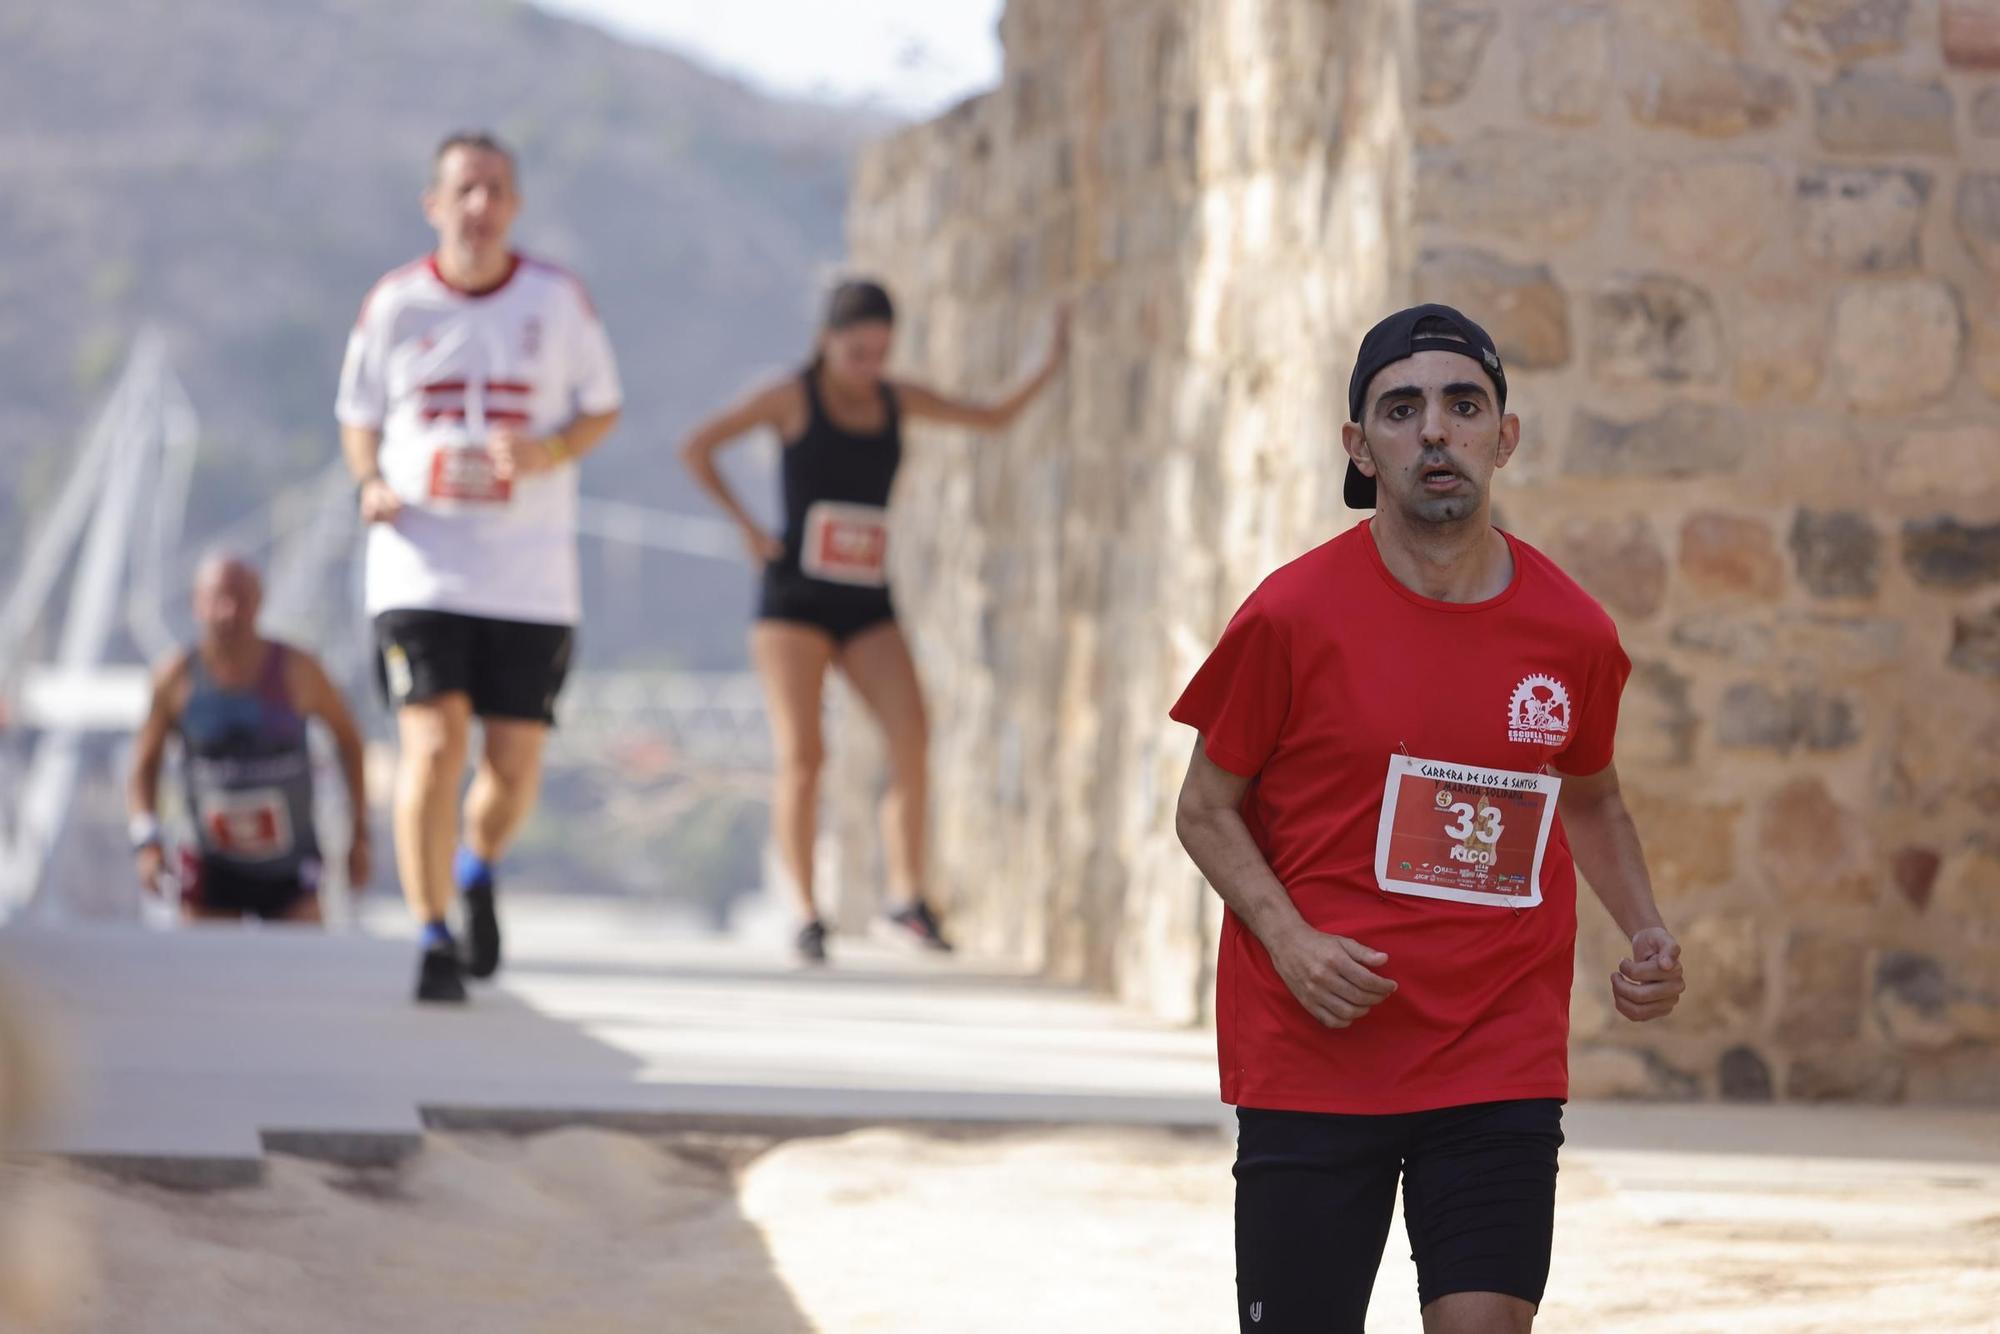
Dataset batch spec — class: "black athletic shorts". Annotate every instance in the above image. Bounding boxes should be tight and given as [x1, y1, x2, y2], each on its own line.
[374, 609, 573, 724]
[180, 850, 320, 921]
[1233, 1099, 1563, 1332]
[756, 570, 896, 646]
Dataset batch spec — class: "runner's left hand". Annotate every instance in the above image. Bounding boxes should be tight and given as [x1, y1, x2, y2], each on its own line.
[1612, 926, 1684, 1023]
[488, 428, 555, 480]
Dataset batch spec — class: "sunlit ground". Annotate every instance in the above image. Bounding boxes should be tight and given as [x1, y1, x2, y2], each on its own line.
[6, 1117, 1996, 1334]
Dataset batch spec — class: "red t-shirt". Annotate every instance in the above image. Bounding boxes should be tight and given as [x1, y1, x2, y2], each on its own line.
[1170, 522, 1631, 1114]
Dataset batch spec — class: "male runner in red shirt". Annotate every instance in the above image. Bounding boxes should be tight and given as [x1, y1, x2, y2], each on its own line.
[1173, 305, 1686, 1334]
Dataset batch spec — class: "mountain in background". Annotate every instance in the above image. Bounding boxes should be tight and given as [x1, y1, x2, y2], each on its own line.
[0, 0, 895, 670]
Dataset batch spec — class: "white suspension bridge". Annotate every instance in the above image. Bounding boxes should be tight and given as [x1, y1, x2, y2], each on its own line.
[0, 334, 771, 922]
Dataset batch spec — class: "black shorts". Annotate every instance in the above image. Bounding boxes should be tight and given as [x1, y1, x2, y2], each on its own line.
[180, 851, 319, 921]
[756, 570, 896, 646]
[374, 609, 573, 723]
[1234, 1099, 1563, 1332]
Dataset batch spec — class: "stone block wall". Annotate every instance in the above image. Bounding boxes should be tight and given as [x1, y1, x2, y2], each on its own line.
[836, 0, 2000, 1102]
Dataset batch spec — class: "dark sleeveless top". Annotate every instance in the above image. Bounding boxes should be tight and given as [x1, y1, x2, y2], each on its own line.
[772, 367, 903, 583]
[177, 643, 319, 877]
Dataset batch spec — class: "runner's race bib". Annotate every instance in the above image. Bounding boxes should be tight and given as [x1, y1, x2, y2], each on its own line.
[198, 788, 295, 862]
[1373, 755, 1561, 908]
[428, 445, 512, 505]
[801, 502, 890, 587]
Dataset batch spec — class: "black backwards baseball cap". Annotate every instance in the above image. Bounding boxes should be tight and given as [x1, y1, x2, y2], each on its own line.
[1343, 304, 1508, 510]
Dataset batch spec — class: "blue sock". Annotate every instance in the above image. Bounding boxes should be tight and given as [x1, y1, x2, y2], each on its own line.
[454, 846, 496, 893]
[421, 920, 454, 951]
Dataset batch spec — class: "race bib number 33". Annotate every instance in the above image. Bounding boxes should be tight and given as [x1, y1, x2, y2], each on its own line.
[1374, 755, 1561, 908]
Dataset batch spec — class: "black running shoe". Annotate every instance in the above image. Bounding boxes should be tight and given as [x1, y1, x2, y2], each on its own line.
[885, 901, 953, 952]
[416, 944, 468, 1003]
[795, 918, 829, 966]
[461, 884, 502, 979]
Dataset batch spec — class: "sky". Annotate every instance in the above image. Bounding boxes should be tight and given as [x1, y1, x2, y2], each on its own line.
[529, 0, 1006, 118]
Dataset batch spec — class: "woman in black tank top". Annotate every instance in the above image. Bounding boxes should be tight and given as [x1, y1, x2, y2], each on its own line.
[680, 279, 1068, 963]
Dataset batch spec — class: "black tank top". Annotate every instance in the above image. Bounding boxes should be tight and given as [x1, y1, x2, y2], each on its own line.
[178, 643, 319, 876]
[774, 367, 903, 583]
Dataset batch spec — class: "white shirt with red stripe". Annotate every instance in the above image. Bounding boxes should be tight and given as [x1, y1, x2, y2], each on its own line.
[336, 253, 622, 625]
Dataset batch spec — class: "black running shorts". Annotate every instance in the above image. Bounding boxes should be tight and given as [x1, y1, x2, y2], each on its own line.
[181, 852, 320, 921]
[374, 609, 573, 724]
[1233, 1098, 1563, 1332]
[755, 570, 896, 646]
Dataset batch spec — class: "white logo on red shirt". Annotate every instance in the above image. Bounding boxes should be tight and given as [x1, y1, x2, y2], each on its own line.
[1507, 674, 1571, 746]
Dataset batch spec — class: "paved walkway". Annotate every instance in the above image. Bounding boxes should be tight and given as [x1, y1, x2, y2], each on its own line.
[0, 895, 1223, 1185]
[7, 894, 1998, 1196]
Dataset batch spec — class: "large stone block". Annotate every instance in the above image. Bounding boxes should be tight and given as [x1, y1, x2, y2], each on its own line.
[1935, 850, 2000, 927]
[1544, 516, 1667, 619]
[1626, 48, 1796, 136]
[1942, 0, 2000, 67]
[1948, 604, 2000, 676]
[1976, 85, 2000, 135]
[1813, 72, 1955, 153]
[1784, 1047, 1906, 1100]
[1789, 510, 1881, 598]
[1776, 931, 1869, 1042]
[1617, 660, 1698, 766]
[1718, 1045, 1775, 1101]
[1956, 174, 2000, 273]
[1829, 278, 1962, 412]
[1520, 4, 1613, 124]
[1901, 517, 2000, 590]
[1974, 308, 2000, 402]
[1891, 846, 1942, 911]
[1758, 779, 1874, 906]
[1715, 682, 1861, 752]
[1589, 275, 1723, 384]
[1566, 402, 1746, 477]
[1797, 167, 1930, 272]
[1884, 426, 2000, 501]
[1415, 133, 1612, 244]
[1630, 0, 1748, 52]
[1632, 159, 1782, 268]
[1874, 951, 1956, 1049]
[1733, 277, 1827, 403]
[1413, 248, 1572, 369]
[1417, 0, 1500, 104]
[1670, 611, 1903, 671]
[1625, 791, 1743, 894]
[1570, 1046, 1702, 1099]
[1776, 0, 1913, 63]
[1680, 512, 1786, 598]
[1873, 674, 2000, 813]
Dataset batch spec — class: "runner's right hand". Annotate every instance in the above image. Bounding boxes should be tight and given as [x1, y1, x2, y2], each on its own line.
[1270, 927, 1397, 1030]
[358, 477, 402, 524]
[135, 844, 164, 897]
[743, 526, 784, 564]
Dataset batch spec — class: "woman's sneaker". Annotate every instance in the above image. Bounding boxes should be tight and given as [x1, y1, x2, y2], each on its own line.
[795, 918, 830, 966]
[884, 901, 952, 952]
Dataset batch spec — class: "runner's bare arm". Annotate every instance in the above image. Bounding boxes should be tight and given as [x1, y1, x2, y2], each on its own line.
[289, 651, 372, 889]
[127, 654, 187, 894]
[678, 380, 797, 562]
[341, 423, 400, 523]
[895, 307, 1069, 432]
[1176, 740, 1397, 1029]
[1555, 761, 1685, 1023]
